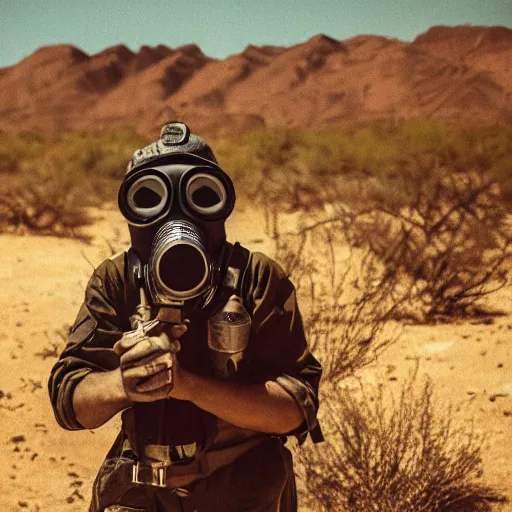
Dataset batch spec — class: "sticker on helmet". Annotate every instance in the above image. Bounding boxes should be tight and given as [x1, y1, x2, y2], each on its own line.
[160, 121, 190, 146]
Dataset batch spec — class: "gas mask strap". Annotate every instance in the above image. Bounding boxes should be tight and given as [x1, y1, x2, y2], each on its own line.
[200, 242, 251, 319]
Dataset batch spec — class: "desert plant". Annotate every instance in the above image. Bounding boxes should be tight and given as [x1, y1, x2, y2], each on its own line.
[294, 372, 507, 512]
[0, 155, 94, 237]
[328, 163, 512, 321]
[267, 209, 404, 384]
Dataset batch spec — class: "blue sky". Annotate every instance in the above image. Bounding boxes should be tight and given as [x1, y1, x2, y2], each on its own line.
[1, 0, 511, 68]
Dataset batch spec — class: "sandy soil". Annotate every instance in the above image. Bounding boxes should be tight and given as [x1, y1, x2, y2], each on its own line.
[0, 204, 510, 511]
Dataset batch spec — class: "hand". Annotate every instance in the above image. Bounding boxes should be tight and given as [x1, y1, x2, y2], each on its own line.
[113, 324, 187, 403]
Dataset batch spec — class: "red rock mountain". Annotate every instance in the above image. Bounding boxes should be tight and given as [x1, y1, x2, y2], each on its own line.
[0, 25, 511, 137]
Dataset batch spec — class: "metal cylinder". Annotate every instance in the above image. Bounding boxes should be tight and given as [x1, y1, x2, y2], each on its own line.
[150, 220, 210, 300]
[208, 295, 251, 378]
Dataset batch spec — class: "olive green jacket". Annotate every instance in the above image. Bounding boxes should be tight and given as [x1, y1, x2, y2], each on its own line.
[48, 245, 322, 475]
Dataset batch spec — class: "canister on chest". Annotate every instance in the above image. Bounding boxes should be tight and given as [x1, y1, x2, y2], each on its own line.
[208, 295, 251, 378]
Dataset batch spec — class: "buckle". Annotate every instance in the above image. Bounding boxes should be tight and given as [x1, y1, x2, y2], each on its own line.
[132, 461, 168, 487]
[130, 442, 200, 487]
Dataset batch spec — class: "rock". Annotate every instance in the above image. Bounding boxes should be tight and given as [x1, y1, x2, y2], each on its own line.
[10, 435, 26, 444]
[489, 393, 509, 402]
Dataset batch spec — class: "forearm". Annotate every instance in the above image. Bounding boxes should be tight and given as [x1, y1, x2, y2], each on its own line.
[72, 368, 131, 429]
[182, 372, 304, 435]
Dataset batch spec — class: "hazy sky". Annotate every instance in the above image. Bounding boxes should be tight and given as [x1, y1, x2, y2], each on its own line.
[1, 0, 511, 68]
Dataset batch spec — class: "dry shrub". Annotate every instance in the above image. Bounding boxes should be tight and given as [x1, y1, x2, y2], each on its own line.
[266, 207, 506, 511]
[295, 373, 507, 512]
[0, 155, 94, 238]
[270, 211, 403, 384]
[331, 167, 512, 321]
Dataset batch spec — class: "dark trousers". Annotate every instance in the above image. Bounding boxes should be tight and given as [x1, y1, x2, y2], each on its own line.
[92, 437, 297, 512]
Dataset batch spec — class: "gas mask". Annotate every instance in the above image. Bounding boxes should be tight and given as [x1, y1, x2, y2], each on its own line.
[118, 122, 236, 319]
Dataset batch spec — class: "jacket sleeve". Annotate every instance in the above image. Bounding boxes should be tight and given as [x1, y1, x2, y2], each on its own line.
[48, 256, 128, 430]
[244, 252, 323, 444]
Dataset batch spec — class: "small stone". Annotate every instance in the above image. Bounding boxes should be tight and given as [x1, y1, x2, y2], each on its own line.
[504, 411, 511, 417]
[10, 435, 25, 444]
[18, 502, 28, 508]
[16, 322, 23, 327]
[480, 351, 487, 356]
[31, 452, 38, 461]
[489, 393, 509, 402]
[66, 496, 74, 504]
[467, 391, 477, 395]
[498, 363, 504, 368]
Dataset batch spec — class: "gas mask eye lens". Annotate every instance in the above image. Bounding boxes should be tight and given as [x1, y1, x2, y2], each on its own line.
[192, 186, 221, 208]
[127, 175, 169, 220]
[186, 173, 226, 216]
[133, 187, 162, 208]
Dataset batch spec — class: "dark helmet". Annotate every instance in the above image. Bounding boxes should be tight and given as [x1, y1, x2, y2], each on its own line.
[126, 121, 219, 173]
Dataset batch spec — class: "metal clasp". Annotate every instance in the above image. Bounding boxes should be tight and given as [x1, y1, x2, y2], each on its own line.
[132, 461, 168, 487]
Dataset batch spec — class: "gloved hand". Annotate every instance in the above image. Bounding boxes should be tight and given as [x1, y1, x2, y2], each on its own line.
[113, 323, 187, 403]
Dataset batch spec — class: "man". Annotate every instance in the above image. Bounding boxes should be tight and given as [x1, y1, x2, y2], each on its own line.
[48, 121, 322, 512]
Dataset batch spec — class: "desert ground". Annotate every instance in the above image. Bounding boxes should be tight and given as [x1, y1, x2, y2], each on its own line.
[0, 203, 511, 512]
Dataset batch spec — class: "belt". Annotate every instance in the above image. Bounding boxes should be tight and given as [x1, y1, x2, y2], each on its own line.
[121, 436, 266, 489]
[124, 441, 207, 487]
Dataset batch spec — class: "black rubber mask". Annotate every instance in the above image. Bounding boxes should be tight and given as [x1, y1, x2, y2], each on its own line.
[120, 157, 234, 306]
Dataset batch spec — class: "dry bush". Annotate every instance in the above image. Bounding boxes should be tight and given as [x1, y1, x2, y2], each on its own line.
[0, 155, 94, 238]
[264, 201, 506, 511]
[294, 373, 507, 512]
[329, 167, 512, 321]
[269, 210, 404, 384]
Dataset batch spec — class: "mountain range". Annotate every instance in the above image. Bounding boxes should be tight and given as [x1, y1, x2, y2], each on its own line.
[1, 25, 511, 137]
